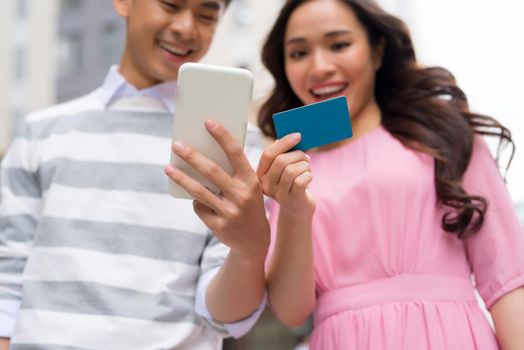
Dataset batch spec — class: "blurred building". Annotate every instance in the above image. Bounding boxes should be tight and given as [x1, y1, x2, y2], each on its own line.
[56, 0, 125, 103]
[0, 0, 59, 154]
[0, 0, 283, 156]
[0, 0, 125, 156]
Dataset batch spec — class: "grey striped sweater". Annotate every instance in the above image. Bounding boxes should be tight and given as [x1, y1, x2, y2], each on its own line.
[0, 91, 265, 349]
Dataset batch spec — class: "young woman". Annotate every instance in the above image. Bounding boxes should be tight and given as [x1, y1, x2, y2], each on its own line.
[256, 0, 524, 349]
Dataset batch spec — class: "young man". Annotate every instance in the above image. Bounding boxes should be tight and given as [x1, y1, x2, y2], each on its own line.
[0, 0, 269, 349]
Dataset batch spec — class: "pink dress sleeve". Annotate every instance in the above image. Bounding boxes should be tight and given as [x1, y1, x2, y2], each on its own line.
[463, 136, 524, 309]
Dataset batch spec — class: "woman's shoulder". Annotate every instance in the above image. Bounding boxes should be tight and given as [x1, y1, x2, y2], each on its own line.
[462, 134, 510, 194]
[466, 135, 499, 174]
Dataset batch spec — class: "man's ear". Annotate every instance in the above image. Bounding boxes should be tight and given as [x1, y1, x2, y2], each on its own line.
[113, 0, 131, 17]
[373, 37, 386, 71]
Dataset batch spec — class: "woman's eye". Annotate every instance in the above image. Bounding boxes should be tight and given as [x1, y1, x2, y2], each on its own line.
[331, 42, 350, 51]
[289, 50, 307, 59]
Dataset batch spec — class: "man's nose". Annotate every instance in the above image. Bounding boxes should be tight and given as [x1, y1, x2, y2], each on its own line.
[169, 9, 197, 41]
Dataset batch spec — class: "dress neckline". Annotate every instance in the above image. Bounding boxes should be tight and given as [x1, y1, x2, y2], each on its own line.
[308, 124, 385, 155]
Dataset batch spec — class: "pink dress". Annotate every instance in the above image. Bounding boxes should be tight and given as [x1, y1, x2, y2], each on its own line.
[269, 126, 524, 349]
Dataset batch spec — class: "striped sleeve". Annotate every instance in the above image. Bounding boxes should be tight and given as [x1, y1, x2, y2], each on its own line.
[245, 122, 265, 171]
[0, 121, 42, 336]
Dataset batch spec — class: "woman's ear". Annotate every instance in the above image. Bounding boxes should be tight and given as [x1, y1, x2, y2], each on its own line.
[373, 37, 386, 71]
[113, 0, 131, 18]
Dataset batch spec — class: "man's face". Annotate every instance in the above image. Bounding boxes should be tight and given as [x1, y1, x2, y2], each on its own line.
[114, 0, 226, 88]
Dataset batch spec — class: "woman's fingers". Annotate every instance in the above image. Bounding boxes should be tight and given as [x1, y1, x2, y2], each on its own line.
[274, 160, 311, 194]
[290, 170, 313, 194]
[263, 151, 310, 186]
[256, 133, 302, 177]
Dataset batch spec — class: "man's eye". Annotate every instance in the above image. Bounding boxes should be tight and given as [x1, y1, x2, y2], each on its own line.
[160, 1, 179, 11]
[199, 14, 218, 23]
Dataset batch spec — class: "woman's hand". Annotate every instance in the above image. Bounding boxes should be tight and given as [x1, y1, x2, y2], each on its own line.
[257, 133, 315, 218]
[257, 133, 317, 327]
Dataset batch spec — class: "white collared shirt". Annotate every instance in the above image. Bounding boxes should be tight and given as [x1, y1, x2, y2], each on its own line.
[98, 65, 177, 114]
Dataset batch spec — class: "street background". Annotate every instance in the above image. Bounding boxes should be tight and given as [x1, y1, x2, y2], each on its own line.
[1, 1, 523, 349]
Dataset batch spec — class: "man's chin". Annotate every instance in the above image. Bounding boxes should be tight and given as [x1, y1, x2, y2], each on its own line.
[160, 60, 198, 80]
[153, 66, 181, 83]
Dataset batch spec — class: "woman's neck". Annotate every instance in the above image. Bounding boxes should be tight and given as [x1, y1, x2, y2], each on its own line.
[351, 98, 382, 139]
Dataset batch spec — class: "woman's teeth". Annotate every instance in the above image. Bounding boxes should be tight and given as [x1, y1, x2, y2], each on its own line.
[311, 84, 347, 98]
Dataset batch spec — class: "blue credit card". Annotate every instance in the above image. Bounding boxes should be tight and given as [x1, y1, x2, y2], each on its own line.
[272, 96, 352, 151]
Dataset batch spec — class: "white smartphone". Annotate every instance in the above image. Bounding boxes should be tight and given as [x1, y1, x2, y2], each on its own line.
[168, 62, 254, 199]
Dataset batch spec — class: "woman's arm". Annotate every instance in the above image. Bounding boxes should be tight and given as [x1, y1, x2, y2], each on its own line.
[490, 287, 524, 350]
[266, 208, 315, 327]
[257, 133, 316, 328]
[0, 338, 9, 350]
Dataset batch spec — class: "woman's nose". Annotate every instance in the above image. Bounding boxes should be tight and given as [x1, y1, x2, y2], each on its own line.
[309, 50, 336, 79]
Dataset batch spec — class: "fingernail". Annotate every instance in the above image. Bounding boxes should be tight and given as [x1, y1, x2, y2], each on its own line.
[205, 119, 218, 130]
[291, 132, 301, 140]
[305, 154, 311, 160]
[165, 165, 176, 174]
[173, 142, 185, 153]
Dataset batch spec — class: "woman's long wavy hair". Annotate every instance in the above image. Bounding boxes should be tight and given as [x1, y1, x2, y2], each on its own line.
[258, 0, 514, 238]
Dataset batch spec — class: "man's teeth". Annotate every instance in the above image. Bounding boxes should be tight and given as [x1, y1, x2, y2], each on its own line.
[160, 42, 191, 56]
[311, 85, 346, 96]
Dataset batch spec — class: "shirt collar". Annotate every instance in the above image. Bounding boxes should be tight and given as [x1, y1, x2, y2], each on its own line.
[98, 65, 177, 113]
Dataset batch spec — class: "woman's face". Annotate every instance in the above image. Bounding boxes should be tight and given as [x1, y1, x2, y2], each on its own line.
[284, 0, 382, 123]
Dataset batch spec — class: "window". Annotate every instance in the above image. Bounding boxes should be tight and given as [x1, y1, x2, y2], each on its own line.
[60, 0, 82, 11]
[57, 33, 83, 78]
[18, 0, 28, 20]
[102, 22, 122, 66]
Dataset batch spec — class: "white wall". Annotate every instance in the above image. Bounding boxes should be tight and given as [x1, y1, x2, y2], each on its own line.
[202, 0, 284, 108]
[26, 0, 59, 112]
[0, 0, 16, 154]
[380, 0, 524, 202]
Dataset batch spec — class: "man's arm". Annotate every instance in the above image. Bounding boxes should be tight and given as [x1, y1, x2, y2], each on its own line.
[205, 245, 267, 323]
[165, 119, 269, 323]
[0, 121, 42, 340]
